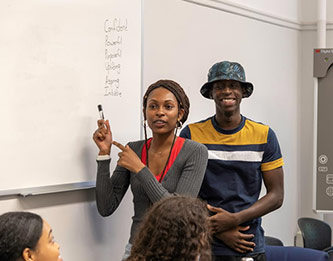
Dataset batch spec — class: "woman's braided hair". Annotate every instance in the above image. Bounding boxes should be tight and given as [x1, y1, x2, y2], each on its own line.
[126, 196, 212, 261]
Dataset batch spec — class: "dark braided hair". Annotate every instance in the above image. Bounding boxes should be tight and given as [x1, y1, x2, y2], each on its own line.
[0, 211, 43, 261]
[142, 80, 190, 179]
[127, 196, 212, 261]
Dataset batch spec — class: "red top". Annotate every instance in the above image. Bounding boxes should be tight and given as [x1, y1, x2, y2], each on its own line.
[141, 137, 185, 182]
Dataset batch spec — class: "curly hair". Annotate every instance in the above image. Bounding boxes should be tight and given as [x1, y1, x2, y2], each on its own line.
[126, 196, 211, 261]
[0, 211, 43, 261]
[142, 79, 190, 125]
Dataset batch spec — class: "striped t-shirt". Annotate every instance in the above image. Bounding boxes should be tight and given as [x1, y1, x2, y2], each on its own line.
[180, 115, 284, 256]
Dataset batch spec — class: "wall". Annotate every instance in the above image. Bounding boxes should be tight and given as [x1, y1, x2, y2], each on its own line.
[300, 0, 333, 225]
[299, 30, 319, 220]
[300, 0, 333, 23]
[143, 0, 300, 246]
[289, 0, 333, 242]
[208, 0, 300, 21]
[323, 27, 333, 227]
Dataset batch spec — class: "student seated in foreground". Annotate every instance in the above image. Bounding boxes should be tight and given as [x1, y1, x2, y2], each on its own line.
[126, 195, 212, 261]
[0, 211, 62, 261]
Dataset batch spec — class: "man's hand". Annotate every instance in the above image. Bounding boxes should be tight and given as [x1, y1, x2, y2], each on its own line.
[208, 205, 239, 233]
[215, 226, 255, 253]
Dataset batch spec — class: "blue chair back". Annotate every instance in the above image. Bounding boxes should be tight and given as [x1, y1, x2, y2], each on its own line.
[265, 246, 329, 261]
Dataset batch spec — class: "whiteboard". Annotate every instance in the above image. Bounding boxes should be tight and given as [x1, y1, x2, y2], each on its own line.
[0, 0, 142, 191]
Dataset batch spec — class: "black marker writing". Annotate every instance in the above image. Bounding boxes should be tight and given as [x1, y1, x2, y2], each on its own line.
[103, 18, 127, 97]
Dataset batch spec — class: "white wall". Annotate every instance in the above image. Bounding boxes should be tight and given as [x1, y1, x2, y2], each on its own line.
[300, 0, 333, 23]
[299, 0, 317, 23]
[299, 30, 319, 220]
[215, 0, 300, 21]
[143, 0, 300, 246]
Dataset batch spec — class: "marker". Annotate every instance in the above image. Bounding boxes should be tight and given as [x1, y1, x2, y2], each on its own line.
[97, 104, 104, 120]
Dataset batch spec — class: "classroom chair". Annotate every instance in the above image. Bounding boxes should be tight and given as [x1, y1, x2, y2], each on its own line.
[265, 236, 284, 246]
[298, 217, 333, 252]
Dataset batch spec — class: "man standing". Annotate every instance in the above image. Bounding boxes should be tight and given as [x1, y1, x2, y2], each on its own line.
[180, 61, 284, 261]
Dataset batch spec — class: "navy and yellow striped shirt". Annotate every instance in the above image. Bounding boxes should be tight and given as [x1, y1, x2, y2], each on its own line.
[180, 115, 284, 256]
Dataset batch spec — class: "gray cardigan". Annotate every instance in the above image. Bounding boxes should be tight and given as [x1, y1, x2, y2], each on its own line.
[95, 138, 208, 243]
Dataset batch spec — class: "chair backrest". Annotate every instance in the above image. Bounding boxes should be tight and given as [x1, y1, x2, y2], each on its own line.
[298, 217, 332, 250]
[265, 236, 284, 246]
[265, 246, 329, 261]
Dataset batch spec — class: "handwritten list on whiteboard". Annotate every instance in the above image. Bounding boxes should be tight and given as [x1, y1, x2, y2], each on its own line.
[104, 18, 128, 97]
[0, 0, 141, 191]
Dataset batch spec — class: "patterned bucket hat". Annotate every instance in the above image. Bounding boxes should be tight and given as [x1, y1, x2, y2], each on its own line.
[200, 61, 254, 99]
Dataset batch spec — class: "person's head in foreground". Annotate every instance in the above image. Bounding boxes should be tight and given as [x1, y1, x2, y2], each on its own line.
[127, 196, 211, 261]
[0, 211, 62, 261]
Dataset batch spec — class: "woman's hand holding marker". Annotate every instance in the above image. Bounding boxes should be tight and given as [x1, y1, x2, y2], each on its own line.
[93, 119, 112, 155]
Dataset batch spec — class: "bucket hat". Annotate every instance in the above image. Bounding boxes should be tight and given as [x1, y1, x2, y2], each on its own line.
[200, 61, 254, 99]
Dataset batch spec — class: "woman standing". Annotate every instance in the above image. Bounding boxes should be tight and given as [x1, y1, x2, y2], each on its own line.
[93, 79, 208, 259]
